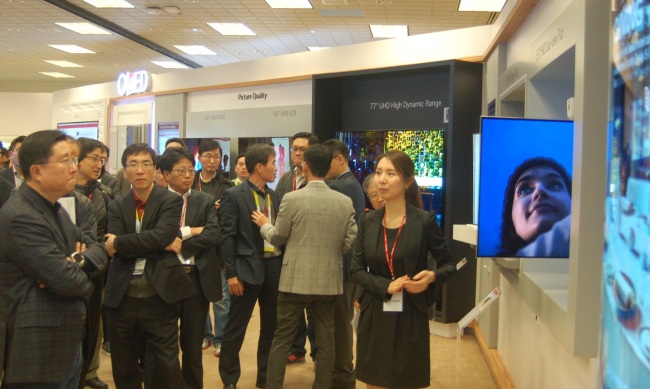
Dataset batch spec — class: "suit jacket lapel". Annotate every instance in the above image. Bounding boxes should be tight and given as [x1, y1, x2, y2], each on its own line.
[402, 206, 423, 276]
[242, 183, 257, 214]
[123, 192, 137, 233]
[365, 208, 384, 270]
[142, 186, 162, 229]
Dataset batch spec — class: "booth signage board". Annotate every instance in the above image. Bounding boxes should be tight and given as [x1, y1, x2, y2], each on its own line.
[116, 70, 151, 97]
[186, 104, 311, 138]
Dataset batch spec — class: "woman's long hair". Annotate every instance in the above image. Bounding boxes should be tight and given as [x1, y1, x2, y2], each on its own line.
[377, 150, 423, 210]
[497, 157, 572, 256]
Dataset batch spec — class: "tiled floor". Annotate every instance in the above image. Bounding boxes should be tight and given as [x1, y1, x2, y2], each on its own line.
[94, 306, 496, 388]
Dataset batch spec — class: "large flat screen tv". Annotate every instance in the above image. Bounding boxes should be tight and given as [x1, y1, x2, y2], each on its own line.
[477, 117, 574, 258]
[238, 137, 291, 190]
[182, 138, 232, 179]
[57, 121, 99, 140]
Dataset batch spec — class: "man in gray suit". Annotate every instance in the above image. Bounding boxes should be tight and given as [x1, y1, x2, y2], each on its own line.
[0, 130, 107, 388]
[252, 144, 357, 389]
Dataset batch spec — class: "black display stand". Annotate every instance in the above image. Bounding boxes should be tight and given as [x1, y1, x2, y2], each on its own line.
[313, 60, 482, 324]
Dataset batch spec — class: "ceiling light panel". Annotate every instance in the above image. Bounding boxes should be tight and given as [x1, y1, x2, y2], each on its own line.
[55, 23, 112, 35]
[265, 0, 313, 9]
[81, 0, 134, 8]
[44, 60, 83, 67]
[40, 72, 75, 78]
[458, 0, 507, 12]
[151, 61, 190, 69]
[174, 45, 217, 55]
[207, 23, 256, 36]
[48, 45, 96, 54]
[369, 25, 408, 39]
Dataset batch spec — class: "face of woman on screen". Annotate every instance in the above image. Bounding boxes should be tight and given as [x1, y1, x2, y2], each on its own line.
[375, 157, 408, 203]
[511, 166, 571, 242]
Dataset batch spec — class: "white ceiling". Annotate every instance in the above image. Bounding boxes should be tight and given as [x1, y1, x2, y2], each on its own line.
[0, 0, 499, 93]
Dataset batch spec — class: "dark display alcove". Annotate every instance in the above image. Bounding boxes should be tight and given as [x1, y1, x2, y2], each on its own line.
[312, 60, 482, 324]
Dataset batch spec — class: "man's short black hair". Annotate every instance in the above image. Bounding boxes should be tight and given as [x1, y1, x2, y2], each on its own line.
[245, 144, 275, 173]
[322, 139, 350, 162]
[199, 139, 222, 156]
[291, 132, 319, 146]
[9, 136, 26, 152]
[77, 137, 104, 163]
[121, 143, 156, 168]
[235, 153, 246, 163]
[165, 138, 186, 148]
[100, 144, 110, 157]
[303, 144, 332, 178]
[19, 130, 68, 181]
[157, 147, 195, 174]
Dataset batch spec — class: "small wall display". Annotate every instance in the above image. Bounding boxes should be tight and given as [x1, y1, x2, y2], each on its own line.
[57, 121, 99, 140]
[182, 138, 231, 178]
[477, 117, 574, 259]
[238, 137, 290, 190]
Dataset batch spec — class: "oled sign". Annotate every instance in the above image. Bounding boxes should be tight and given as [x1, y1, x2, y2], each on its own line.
[116, 70, 151, 96]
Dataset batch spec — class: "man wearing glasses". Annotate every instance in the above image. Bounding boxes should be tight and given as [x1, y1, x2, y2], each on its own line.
[193, 139, 234, 210]
[0, 130, 107, 388]
[104, 143, 196, 388]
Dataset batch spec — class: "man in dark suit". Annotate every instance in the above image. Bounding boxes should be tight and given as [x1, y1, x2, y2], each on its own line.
[219, 143, 282, 389]
[0, 135, 25, 188]
[323, 139, 367, 389]
[157, 147, 222, 389]
[103, 143, 196, 389]
[0, 176, 13, 209]
[0, 130, 107, 387]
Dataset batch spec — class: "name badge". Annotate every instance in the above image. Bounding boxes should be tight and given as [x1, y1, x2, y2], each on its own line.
[133, 258, 146, 275]
[383, 290, 403, 312]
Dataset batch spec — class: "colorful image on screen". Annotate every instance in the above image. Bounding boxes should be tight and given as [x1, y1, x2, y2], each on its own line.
[57, 121, 99, 140]
[477, 117, 574, 258]
[182, 138, 231, 178]
[238, 137, 290, 190]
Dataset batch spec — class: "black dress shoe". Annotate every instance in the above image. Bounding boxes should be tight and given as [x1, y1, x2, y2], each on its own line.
[85, 377, 109, 389]
[223, 385, 236, 389]
[255, 379, 266, 388]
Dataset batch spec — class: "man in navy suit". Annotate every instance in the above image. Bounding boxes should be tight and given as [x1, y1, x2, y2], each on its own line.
[323, 139, 367, 389]
[218, 143, 283, 389]
[157, 147, 222, 389]
[0, 130, 107, 388]
[104, 143, 196, 389]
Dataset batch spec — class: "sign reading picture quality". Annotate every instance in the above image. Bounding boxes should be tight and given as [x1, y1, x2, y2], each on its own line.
[601, 1, 650, 387]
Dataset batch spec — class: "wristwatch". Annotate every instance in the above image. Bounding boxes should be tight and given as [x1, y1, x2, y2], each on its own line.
[70, 252, 86, 269]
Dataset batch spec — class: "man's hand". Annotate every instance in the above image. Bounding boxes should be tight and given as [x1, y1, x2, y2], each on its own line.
[215, 199, 221, 210]
[165, 237, 182, 255]
[75, 241, 87, 253]
[190, 226, 204, 236]
[251, 210, 270, 227]
[228, 276, 244, 296]
[104, 233, 117, 256]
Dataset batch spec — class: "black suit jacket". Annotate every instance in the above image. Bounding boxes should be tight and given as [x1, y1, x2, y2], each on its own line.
[0, 176, 14, 210]
[329, 170, 366, 281]
[104, 185, 196, 307]
[220, 180, 280, 285]
[0, 167, 17, 187]
[351, 205, 456, 309]
[0, 184, 107, 382]
[180, 190, 222, 301]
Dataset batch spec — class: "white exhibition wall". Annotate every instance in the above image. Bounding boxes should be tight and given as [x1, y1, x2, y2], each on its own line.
[0, 93, 53, 142]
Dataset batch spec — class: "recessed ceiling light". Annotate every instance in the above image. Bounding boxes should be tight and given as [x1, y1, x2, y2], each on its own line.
[265, 0, 313, 8]
[48, 45, 95, 54]
[207, 23, 256, 36]
[369, 24, 408, 38]
[458, 0, 506, 12]
[40, 72, 75, 78]
[81, 0, 134, 8]
[55, 22, 111, 35]
[308, 46, 331, 51]
[44, 60, 83, 67]
[151, 61, 190, 69]
[174, 45, 216, 55]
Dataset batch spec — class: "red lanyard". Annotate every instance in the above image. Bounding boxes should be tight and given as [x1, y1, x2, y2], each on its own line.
[383, 212, 406, 280]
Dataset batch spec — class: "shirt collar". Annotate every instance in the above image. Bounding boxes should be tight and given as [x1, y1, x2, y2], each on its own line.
[246, 179, 268, 197]
[168, 185, 191, 200]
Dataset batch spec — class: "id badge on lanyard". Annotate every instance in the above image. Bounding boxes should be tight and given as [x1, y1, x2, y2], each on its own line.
[133, 209, 146, 275]
[253, 191, 275, 253]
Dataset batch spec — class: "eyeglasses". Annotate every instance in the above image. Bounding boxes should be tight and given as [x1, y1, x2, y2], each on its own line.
[291, 146, 307, 153]
[85, 155, 107, 166]
[126, 162, 155, 171]
[39, 157, 79, 168]
[171, 169, 195, 176]
[201, 154, 221, 161]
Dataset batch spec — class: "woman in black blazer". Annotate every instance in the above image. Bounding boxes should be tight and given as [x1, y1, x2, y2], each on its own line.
[351, 150, 456, 389]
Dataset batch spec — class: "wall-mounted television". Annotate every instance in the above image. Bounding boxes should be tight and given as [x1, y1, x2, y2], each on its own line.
[336, 129, 445, 225]
[238, 137, 291, 190]
[182, 138, 231, 178]
[57, 121, 99, 140]
[477, 117, 574, 258]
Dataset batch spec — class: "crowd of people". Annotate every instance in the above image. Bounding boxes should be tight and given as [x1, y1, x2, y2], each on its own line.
[0, 130, 458, 389]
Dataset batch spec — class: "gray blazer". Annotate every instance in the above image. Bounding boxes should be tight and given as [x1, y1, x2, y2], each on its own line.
[260, 181, 357, 295]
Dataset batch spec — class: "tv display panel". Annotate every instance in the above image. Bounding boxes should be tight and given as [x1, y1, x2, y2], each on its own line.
[58, 121, 99, 140]
[182, 138, 231, 179]
[238, 137, 290, 190]
[477, 117, 574, 258]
